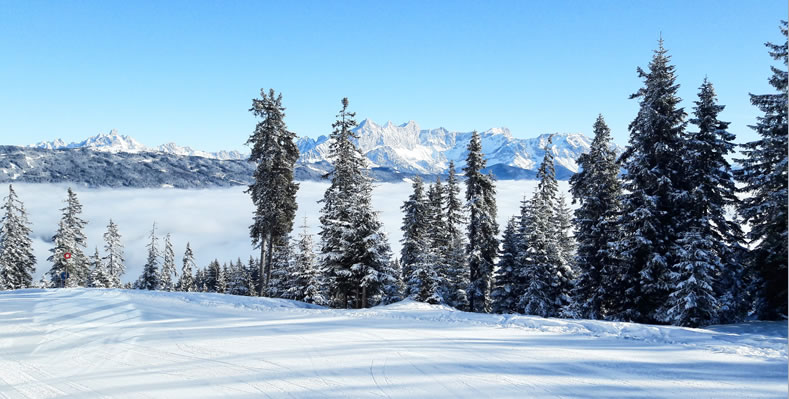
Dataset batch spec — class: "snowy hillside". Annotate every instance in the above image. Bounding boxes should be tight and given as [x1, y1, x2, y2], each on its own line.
[0, 288, 785, 398]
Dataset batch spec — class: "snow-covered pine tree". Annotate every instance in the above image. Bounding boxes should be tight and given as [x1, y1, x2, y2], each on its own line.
[248, 256, 260, 296]
[287, 217, 327, 304]
[615, 39, 689, 323]
[673, 78, 746, 324]
[48, 188, 89, 288]
[569, 115, 622, 320]
[554, 193, 577, 317]
[102, 220, 125, 288]
[382, 258, 405, 304]
[318, 98, 394, 308]
[138, 223, 160, 290]
[177, 242, 196, 292]
[226, 258, 249, 296]
[158, 233, 177, 291]
[426, 178, 451, 300]
[195, 268, 206, 292]
[218, 263, 228, 294]
[665, 229, 721, 327]
[88, 247, 111, 288]
[268, 242, 293, 298]
[0, 185, 36, 289]
[246, 89, 300, 296]
[491, 217, 521, 313]
[444, 161, 469, 310]
[520, 138, 565, 317]
[735, 22, 788, 320]
[464, 131, 499, 313]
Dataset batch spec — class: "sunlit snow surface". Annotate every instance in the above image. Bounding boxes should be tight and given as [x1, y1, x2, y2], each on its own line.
[11, 181, 554, 283]
[0, 289, 785, 398]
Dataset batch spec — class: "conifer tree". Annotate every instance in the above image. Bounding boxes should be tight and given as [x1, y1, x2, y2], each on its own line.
[138, 223, 160, 290]
[444, 161, 469, 309]
[158, 233, 177, 291]
[89, 247, 111, 288]
[102, 220, 125, 288]
[569, 115, 622, 319]
[287, 218, 327, 305]
[246, 88, 299, 296]
[318, 98, 394, 308]
[48, 188, 88, 288]
[665, 229, 721, 327]
[0, 185, 36, 289]
[735, 22, 788, 320]
[177, 242, 196, 292]
[520, 139, 566, 317]
[669, 78, 745, 324]
[464, 131, 499, 313]
[426, 178, 451, 299]
[615, 39, 689, 323]
[491, 217, 521, 313]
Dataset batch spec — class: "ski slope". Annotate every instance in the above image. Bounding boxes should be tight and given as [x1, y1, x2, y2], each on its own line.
[0, 289, 785, 398]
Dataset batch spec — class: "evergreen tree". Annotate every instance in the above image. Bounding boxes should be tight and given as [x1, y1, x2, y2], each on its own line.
[671, 78, 746, 324]
[318, 98, 393, 308]
[248, 256, 260, 296]
[88, 247, 111, 288]
[665, 229, 721, 327]
[268, 242, 293, 298]
[615, 39, 689, 323]
[569, 115, 622, 320]
[464, 131, 499, 313]
[177, 242, 196, 292]
[287, 218, 327, 305]
[0, 185, 36, 289]
[735, 22, 788, 320]
[426, 178, 451, 299]
[218, 263, 228, 294]
[554, 193, 577, 316]
[491, 217, 521, 313]
[102, 220, 125, 288]
[444, 162, 469, 310]
[48, 188, 88, 288]
[520, 139, 565, 317]
[246, 89, 300, 296]
[158, 233, 177, 291]
[138, 223, 160, 290]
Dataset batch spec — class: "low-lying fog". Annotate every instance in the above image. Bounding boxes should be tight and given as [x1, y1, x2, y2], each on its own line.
[9, 180, 571, 283]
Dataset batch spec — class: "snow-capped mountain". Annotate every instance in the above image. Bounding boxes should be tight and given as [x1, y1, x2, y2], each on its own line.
[11, 120, 614, 187]
[297, 119, 603, 179]
[29, 129, 246, 161]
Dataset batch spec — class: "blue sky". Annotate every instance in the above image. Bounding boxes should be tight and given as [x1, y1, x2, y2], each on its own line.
[1, 1, 786, 152]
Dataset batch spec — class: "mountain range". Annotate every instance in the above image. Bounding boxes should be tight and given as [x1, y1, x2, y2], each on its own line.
[3, 121, 613, 187]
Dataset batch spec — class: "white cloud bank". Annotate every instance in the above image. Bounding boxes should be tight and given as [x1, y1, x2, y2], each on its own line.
[9, 180, 569, 283]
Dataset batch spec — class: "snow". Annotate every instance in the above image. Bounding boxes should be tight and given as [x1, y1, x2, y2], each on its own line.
[0, 288, 785, 398]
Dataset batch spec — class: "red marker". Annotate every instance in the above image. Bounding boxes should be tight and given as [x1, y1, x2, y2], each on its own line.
[64, 252, 72, 259]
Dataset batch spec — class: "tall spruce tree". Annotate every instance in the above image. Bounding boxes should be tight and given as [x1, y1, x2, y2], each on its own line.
[246, 89, 299, 296]
[138, 223, 160, 290]
[464, 131, 499, 313]
[735, 22, 788, 320]
[401, 177, 442, 303]
[102, 220, 125, 288]
[48, 188, 88, 288]
[615, 39, 689, 323]
[444, 161, 469, 310]
[159, 233, 177, 291]
[178, 242, 196, 292]
[668, 78, 745, 325]
[520, 138, 566, 317]
[491, 217, 521, 313]
[318, 98, 395, 308]
[0, 185, 36, 289]
[569, 115, 622, 319]
[287, 218, 327, 305]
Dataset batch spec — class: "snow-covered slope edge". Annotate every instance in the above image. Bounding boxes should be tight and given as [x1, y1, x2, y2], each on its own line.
[80, 288, 788, 360]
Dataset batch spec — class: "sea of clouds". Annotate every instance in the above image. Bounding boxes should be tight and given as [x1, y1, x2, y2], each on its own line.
[9, 180, 571, 283]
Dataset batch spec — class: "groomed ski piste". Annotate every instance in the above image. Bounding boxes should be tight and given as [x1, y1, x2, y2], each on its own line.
[0, 289, 786, 398]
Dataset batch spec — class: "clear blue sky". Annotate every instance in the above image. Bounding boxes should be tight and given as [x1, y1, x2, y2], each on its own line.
[1, 1, 785, 152]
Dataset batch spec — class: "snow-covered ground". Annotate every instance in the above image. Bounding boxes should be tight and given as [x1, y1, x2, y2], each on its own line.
[0, 288, 785, 398]
[11, 181, 554, 283]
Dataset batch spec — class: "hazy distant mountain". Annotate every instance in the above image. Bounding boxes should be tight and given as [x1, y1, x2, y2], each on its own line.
[6, 122, 615, 187]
